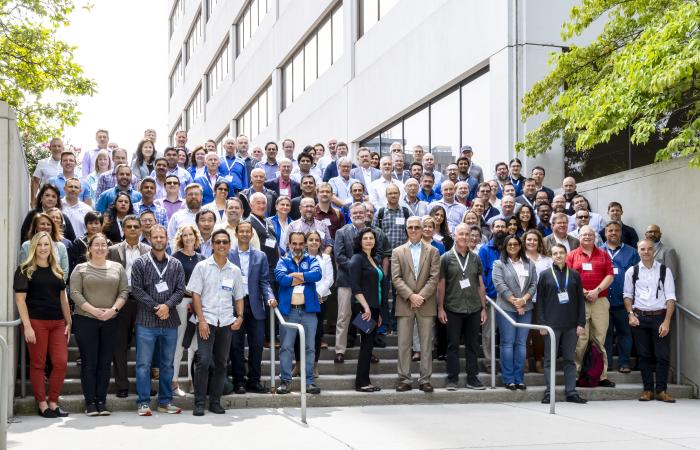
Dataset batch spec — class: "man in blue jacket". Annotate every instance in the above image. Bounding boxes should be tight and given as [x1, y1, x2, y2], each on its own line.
[274, 231, 322, 394]
[478, 218, 507, 370]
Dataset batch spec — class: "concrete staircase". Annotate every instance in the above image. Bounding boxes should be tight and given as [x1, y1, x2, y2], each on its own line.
[13, 334, 694, 415]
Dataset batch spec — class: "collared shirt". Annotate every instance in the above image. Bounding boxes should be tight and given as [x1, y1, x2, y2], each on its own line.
[156, 197, 185, 220]
[187, 256, 246, 327]
[33, 156, 61, 185]
[329, 175, 360, 203]
[134, 201, 168, 227]
[61, 199, 92, 238]
[255, 161, 279, 181]
[605, 243, 640, 307]
[315, 204, 345, 239]
[409, 241, 422, 276]
[360, 167, 374, 188]
[553, 233, 573, 252]
[569, 228, 604, 248]
[440, 248, 484, 314]
[199, 237, 213, 258]
[130, 252, 186, 328]
[125, 242, 142, 286]
[417, 189, 441, 203]
[623, 261, 676, 311]
[48, 173, 91, 202]
[290, 167, 322, 185]
[568, 211, 605, 233]
[238, 248, 251, 292]
[429, 199, 468, 233]
[372, 206, 408, 250]
[402, 196, 429, 217]
[288, 218, 332, 249]
[167, 208, 198, 243]
[566, 246, 614, 297]
[95, 187, 142, 213]
[368, 177, 405, 209]
[96, 170, 139, 198]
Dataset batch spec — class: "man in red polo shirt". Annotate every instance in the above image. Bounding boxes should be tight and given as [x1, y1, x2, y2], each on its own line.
[566, 225, 615, 387]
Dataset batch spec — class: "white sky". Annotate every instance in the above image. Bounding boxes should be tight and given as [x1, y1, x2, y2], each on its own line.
[60, 1, 168, 156]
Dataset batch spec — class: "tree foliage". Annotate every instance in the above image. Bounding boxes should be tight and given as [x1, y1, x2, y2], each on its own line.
[517, 0, 700, 167]
[0, 0, 95, 159]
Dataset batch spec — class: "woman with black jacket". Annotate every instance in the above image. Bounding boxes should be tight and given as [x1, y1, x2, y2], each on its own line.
[349, 227, 388, 392]
[21, 184, 76, 243]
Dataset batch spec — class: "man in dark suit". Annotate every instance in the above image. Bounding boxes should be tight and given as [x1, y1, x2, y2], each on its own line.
[239, 168, 277, 218]
[350, 147, 381, 190]
[228, 220, 277, 394]
[107, 215, 151, 398]
[545, 212, 580, 252]
[264, 158, 301, 199]
[322, 142, 355, 182]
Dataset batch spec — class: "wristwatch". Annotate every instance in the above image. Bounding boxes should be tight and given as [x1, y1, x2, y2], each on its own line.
[113, 307, 120, 313]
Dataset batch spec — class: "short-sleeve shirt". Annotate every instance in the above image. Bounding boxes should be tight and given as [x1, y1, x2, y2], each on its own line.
[566, 246, 614, 297]
[13, 266, 65, 320]
[440, 249, 484, 314]
[187, 256, 246, 327]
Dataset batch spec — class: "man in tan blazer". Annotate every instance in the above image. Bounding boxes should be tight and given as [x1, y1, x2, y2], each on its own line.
[391, 216, 441, 392]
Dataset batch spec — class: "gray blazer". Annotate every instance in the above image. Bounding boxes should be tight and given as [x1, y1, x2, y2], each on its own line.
[654, 242, 680, 286]
[334, 224, 359, 288]
[545, 233, 580, 253]
[349, 166, 381, 190]
[492, 258, 537, 313]
[107, 241, 151, 268]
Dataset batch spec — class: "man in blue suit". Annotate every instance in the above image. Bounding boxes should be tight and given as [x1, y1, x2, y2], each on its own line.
[228, 220, 277, 394]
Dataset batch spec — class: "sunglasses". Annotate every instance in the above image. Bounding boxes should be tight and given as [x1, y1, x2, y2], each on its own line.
[213, 239, 230, 245]
[166, 181, 180, 185]
[125, 225, 141, 230]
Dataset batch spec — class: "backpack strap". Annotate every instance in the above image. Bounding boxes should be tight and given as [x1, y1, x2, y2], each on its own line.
[656, 264, 666, 299]
[402, 206, 411, 220]
[377, 207, 386, 228]
[632, 264, 639, 306]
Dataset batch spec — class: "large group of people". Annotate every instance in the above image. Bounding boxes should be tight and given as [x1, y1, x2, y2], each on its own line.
[14, 128, 681, 418]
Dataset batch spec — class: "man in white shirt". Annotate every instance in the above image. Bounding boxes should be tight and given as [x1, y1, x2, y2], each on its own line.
[168, 184, 203, 243]
[429, 180, 467, 233]
[369, 156, 405, 209]
[421, 153, 443, 187]
[81, 129, 111, 180]
[349, 147, 381, 190]
[568, 195, 605, 233]
[329, 157, 360, 208]
[61, 177, 93, 238]
[317, 138, 338, 174]
[32, 137, 64, 200]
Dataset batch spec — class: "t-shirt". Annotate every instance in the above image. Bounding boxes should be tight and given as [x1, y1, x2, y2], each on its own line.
[13, 266, 65, 320]
[440, 249, 483, 314]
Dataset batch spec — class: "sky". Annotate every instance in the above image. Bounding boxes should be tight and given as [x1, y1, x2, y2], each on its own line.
[59, 0, 169, 156]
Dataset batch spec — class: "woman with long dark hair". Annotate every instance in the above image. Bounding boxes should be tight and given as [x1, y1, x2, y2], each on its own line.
[131, 139, 157, 180]
[429, 205, 454, 251]
[21, 183, 76, 243]
[14, 231, 71, 418]
[103, 192, 135, 243]
[515, 204, 537, 237]
[202, 180, 229, 224]
[187, 145, 207, 180]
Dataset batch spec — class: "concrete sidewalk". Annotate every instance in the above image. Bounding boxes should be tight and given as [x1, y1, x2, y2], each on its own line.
[8, 400, 700, 449]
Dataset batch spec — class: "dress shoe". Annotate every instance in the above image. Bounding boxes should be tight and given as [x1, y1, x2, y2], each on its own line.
[419, 383, 434, 393]
[193, 405, 205, 416]
[598, 379, 616, 388]
[436, 354, 447, 361]
[234, 383, 247, 395]
[541, 394, 550, 404]
[246, 382, 268, 394]
[395, 383, 412, 392]
[208, 403, 226, 414]
[639, 390, 654, 401]
[374, 335, 387, 348]
[516, 383, 527, 391]
[370, 354, 380, 364]
[50, 406, 69, 417]
[505, 383, 517, 391]
[38, 408, 57, 418]
[151, 368, 160, 380]
[566, 394, 588, 404]
[334, 353, 345, 364]
[291, 363, 300, 377]
[655, 391, 676, 403]
[116, 389, 129, 398]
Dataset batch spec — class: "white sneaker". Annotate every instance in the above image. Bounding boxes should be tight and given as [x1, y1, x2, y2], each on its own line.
[138, 404, 152, 416]
[157, 404, 182, 414]
[172, 387, 187, 397]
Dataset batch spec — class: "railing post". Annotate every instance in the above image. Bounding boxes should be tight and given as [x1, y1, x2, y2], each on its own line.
[676, 312, 681, 384]
[273, 308, 307, 424]
[20, 340, 26, 398]
[270, 306, 275, 391]
[0, 335, 9, 448]
[490, 305, 496, 389]
[547, 328, 556, 414]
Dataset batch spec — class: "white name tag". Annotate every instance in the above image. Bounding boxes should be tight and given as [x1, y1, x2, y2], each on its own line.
[280, 188, 290, 197]
[395, 217, 405, 225]
[221, 278, 233, 292]
[639, 288, 650, 301]
[293, 285, 305, 294]
[224, 175, 233, 183]
[322, 218, 331, 226]
[265, 237, 277, 248]
[459, 278, 471, 289]
[613, 267, 619, 275]
[275, 171, 281, 178]
[582, 263, 593, 271]
[558, 292, 569, 304]
[155, 281, 168, 293]
[565, 202, 571, 210]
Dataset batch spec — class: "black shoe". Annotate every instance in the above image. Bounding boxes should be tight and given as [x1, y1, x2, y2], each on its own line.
[370, 354, 380, 364]
[334, 353, 345, 364]
[466, 377, 486, 390]
[276, 382, 291, 394]
[234, 383, 247, 395]
[193, 405, 205, 416]
[246, 382, 268, 394]
[116, 389, 129, 398]
[516, 383, 527, 391]
[50, 406, 69, 417]
[96, 402, 111, 416]
[38, 408, 57, 418]
[208, 403, 226, 414]
[306, 384, 321, 394]
[436, 354, 447, 361]
[598, 379, 616, 388]
[541, 395, 550, 404]
[566, 394, 588, 404]
[347, 339, 356, 348]
[505, 383, 517, 391]
[84, 403, 99, 417]
[150, 389, 157, 396]
[374, 336, 387, 348]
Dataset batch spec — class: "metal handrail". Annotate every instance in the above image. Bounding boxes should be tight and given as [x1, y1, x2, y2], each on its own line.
[0, 319, 21, 450]
[269, 307, 307, 424]
[675, 303, 700, 384]
[488, 299, 557, 414]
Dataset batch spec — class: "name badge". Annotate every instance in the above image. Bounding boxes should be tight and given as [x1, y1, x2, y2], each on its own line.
[639, 288, 650, 301]
[265, 237, 277, 248]
[275, 171, 281, 178]
[434, 234, 443, 241]
[565, 202, 571, 210]
[221, 278, 233, 292]
[459, 278, 471, 289]
[582, 263, 593, 271]
[395, 217, 405, 225]
[322, 218, 331, 226]
[224, 175, 233, 183]
[293, 285, 305, 294]
[613, 267, 619, 275]
[280, 188, 290, 197]
[558, 292, 569, 304]
[155, 281, 168, 293]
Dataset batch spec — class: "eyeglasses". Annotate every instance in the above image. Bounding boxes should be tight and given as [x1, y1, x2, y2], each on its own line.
[213, 240, 230, 245]
[166, 181, 180, 185]
[577, 215, 590, 219]
[406, 226, 421, 230]
[125, 225, 141, 230]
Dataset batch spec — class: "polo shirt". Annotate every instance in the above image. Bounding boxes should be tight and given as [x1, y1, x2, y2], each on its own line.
[95, 187, 142, 213]
[186, 256, 246, 327]
[566, 246, 614, 297]
[33, 157, 61, 185]
[48, 173, 91, 202]
[440, 248, 483, 313]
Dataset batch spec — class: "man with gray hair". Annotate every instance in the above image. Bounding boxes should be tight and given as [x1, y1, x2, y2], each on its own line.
[369, 156, 405, 209]
[264, 157, 301, 199]
[329, 157, 360, 207]
[350, 147, 381, 190]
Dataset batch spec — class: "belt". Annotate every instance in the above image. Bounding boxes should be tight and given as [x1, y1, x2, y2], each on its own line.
[290, 304, 306, 310]
[633, 308, 666, 317]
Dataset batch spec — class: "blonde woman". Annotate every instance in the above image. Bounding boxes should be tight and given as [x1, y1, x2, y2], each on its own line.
[19, 212, 70, 282]
[14, 232, 71, 418]
[171, 225, 206, 395]
[86, 150, 112, 204]
[70, 233, 129, 416]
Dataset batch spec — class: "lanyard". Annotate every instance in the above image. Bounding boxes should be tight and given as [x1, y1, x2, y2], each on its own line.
[607, 246, 621, 261]
[116, 218, 124, 238]
[550, 267, 569, 292]
[224, 156, 236, 173]
[148, 252, 170, 281]
[452, 248, 470, 275]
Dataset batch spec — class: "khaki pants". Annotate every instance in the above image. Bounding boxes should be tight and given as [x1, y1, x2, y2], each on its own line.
[334, 287, 353, 355]
[397, 314, 434, 385]
[575, 296, 610, 380]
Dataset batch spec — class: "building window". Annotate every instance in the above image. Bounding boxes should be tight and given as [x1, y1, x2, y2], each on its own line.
[216, 127, 230, 153]
[359, 0, 398, 38]
[185, 12, 203, 64]
[282, 3, 343, 110]
[186, 86, 204, 130]
[170, 120, 182, 146]
[360, 68, 490, 172]
[169, 0, 185, 37]
[207, 0, 220, 20]
[237, 0, 272, 55]
[169, 54, 183, 98]
[237, 84, 271, 142]
[207, 39, 230, 100]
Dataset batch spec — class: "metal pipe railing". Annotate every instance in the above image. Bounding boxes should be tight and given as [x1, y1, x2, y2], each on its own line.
[0, 318, 21, 449]
[488, 299, 557, 414]
[675, 303, 700, 385]
[269, 307, 307, 424]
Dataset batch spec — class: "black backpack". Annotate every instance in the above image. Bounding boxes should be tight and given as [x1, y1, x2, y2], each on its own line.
[631, 264, 666, 303]
[376, 206, 411, 229]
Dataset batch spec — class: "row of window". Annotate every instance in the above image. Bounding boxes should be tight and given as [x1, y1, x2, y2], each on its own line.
[186, 86, 204, 131]
[185, 11, 203, 64]
[207, 40, 231, 100]
[237, 0, 272, 55]
[359, 0, 399, 37]
[237, 84, 271, 143]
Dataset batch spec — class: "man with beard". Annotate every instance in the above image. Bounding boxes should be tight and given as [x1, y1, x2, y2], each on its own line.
[167, 184, 203, 242]
[478, 218, 508, 371]
[290, 175, 317, 220]
[644, 224, 680, 289]
[536, 203, 553, 237]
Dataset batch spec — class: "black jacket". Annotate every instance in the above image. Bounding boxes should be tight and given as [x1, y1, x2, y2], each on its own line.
[349, 253, 388, 309]
[264, 178, 301, 199]
[536, 264, 586, 329]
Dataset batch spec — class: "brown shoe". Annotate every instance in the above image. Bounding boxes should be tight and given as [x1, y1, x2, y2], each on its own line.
[334, 353, 344, 364]
[396, 383, 412, 392]
[535, 360, 544, 374]
[320, 340, 328, 349]
[419, 383, 434, 393]
[638, 390, 654, 401]
[291, 363, 300, 377]
[655, 391, 676, 403]
[151, 368, 159, 380]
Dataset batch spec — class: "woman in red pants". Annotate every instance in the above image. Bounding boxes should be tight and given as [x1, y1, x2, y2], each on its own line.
[14, 231, 72, 418]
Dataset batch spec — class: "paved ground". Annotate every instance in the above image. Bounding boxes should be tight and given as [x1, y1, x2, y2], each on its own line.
[7, 400, 700, 449]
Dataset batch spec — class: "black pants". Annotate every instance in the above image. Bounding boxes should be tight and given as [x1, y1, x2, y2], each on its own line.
[544, 327, 578, 397]
[294, 299, 327, 363]
[352, 303, 379, 388]
[73, 314, 118, 405]
[436, 321, 448, 357]
[195, 324, 232, 408]
[446, 309, 481, 382]
[112, 296, 137, 390]
[231, 298, 265, 385]
[632, 314, 671, 392]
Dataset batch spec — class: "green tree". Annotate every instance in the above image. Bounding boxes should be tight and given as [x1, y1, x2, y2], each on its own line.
[517, 0, 700, 167]
[0, 0, 95, 169]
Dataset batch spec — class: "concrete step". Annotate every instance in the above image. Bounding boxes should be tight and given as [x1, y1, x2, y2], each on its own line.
[13, 383, 694, 415]
[16, 370, 643, 396]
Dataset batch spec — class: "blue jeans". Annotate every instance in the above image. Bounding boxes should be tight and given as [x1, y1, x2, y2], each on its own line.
[605, 306, 632, 369]
[280, 308, 317, 386]
[135, 325, 178, 405]
[497, 310, 532, 385]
